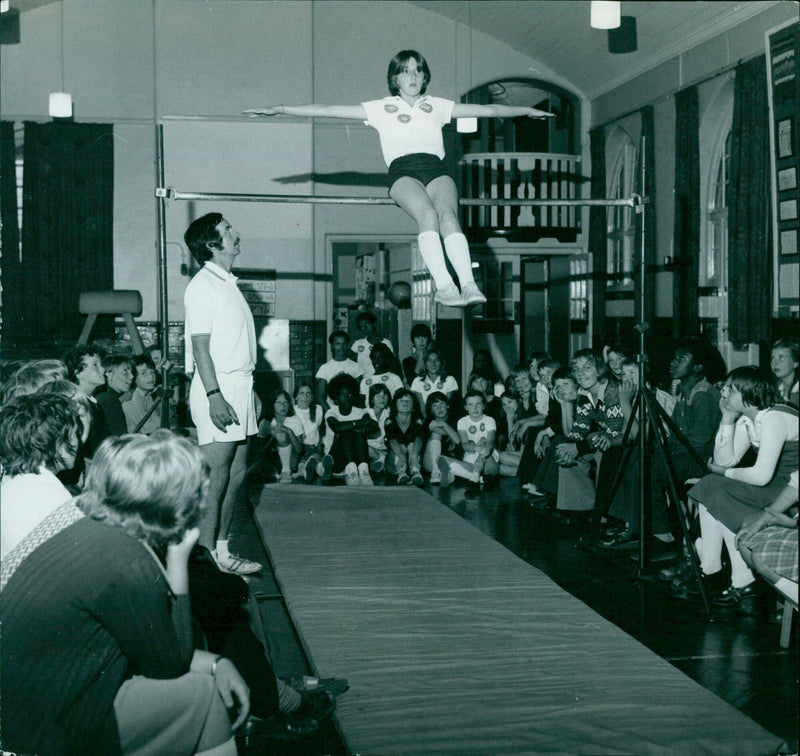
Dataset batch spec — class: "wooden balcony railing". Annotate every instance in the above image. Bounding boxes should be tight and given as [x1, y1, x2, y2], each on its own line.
[460, 152, 583, 243]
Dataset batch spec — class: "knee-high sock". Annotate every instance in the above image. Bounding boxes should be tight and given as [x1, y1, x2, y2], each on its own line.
[443, 232, 475, 287]
[418, 231, 454, 289]
[448, 457, 480, 483]
[721, 523, 755, 588]
[698, 504, 724, 575]
[277, 443, 293, 473]
[425, 437, 442, 471]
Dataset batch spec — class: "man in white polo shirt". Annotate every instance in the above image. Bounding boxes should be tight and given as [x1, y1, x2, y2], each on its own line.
[184, 212, 261, 575]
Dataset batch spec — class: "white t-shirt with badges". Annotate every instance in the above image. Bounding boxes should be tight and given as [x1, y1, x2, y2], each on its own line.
[361, 371, 403, 401]
[410, 374, 458, 410]
[362, 96, 455, 166]
[315, 358, 363, 384]
[457, 413, 498, 464]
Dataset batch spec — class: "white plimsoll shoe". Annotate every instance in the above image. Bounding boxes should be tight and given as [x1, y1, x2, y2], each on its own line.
[358, 465, 374, 486]
[344, 462, 360, 486]
[212, 550, 262, 575]
[433, 283, 466, 308]
[460, 282, 487, 305]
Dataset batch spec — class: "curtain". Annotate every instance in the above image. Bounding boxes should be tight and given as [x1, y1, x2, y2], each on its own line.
[728, 55, 771, 344]
[589, 126, 607, 346]
[673, 87, 700, 338]
[637, 105, 656, 327]
[1, 121, 22, 350]
[10, 121, 114, 349]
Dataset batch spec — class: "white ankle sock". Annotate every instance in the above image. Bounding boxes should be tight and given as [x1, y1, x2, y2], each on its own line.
[417, 232, 454, 289]
[443, 232, 475, 287]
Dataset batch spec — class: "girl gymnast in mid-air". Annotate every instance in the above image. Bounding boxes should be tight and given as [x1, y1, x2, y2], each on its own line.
[245, 49, 552, 308]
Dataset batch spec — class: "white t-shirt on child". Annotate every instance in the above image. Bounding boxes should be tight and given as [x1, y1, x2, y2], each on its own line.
[323, 405, 367, 453]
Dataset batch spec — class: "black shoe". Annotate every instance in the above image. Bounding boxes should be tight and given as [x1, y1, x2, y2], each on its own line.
[240, 712, 318, 744]
[712, 581, 765, 608]
[529, 495, 555, 511]
[288, 675, 349, 697]
[630, 538, 679, 564]
[294, 690, 336, 721]
[598, 526, 639, 549]
[601, 518, 627, 538]
[673, 568, 727, 597]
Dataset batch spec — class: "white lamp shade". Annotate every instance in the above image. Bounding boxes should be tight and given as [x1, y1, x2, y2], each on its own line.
[49, 92, 73, 118]
[457, 117, 478, 134]
[590, 1, 621, 29]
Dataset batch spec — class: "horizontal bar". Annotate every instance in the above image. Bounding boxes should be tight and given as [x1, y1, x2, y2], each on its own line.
[162, 188, 644, 208]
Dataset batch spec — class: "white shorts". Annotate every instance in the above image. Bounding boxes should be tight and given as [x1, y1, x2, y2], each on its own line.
[190, 372, 257, 445]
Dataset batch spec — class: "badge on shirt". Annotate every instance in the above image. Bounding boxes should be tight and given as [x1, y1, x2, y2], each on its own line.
[381, 375, 389, 382]
[419, 102, 433, 113]
[424, 382, 431, 391]
[469, 425, 477, 434]
[358, 345, 365, 352]
[397, 114, 411, 124]
[384, 104, 399, 113]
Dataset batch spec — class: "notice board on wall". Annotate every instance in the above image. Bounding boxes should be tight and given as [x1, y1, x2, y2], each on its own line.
[766, 20, 800, 314]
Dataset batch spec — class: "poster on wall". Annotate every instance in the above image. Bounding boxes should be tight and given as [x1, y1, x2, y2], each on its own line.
[766, 20, 800, 309]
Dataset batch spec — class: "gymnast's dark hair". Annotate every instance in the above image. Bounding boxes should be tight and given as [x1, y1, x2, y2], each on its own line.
[387, 50, 431, 96]
[184, 212, 224, 265]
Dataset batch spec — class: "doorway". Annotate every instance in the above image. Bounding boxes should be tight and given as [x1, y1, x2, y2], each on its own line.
[520, 257, 571, 366]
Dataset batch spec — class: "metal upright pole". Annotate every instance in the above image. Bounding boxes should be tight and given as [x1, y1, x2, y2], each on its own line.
[636, 136, 651, 573]
[155, 123, 170, 428]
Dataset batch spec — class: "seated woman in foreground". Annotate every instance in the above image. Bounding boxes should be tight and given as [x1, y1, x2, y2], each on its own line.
[0, 431, 249, 756]
[678, 367, 799, 606]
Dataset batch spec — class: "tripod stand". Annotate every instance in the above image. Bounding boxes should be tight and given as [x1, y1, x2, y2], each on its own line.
[591, 384, 713, 614]
[586, 136, 712, 614]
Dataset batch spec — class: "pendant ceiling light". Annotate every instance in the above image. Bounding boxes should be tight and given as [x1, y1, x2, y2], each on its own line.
[49, 1, 72, 117]
[590, 1, 621, 30]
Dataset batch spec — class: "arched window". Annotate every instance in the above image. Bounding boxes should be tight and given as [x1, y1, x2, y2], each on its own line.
[704, 129, 731, 285]
[606, 140, 637, 288]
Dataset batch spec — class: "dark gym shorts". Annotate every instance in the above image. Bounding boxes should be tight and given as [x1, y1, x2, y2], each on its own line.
[388, 152, 449, 191]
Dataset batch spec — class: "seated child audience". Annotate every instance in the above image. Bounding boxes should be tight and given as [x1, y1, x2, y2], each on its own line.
[365, 383, 392, 473]
[438, 390, 499, 496]
[292, 381, 325, 483]
[466, 372, 501, 421]
[496, 392, 523, 477]
[553, 349, 632, 520]
[508, 364, 545, 444]
[522, 368, 580, 501]
[0, 393, 82, 558]
[770, 337, 799, 407]
[401, 323, 433, 385]
[349, 310, 395, 379]
[467, 348, 505, 398]
[410, 348, 458, 413]
[384, 388, 426, 486]
[96, 354, 134, 436]
[0, 432, 249, 756]
[534, 358, 560, 416]
[678, 367, 799, 606]
[322, 373, 378, 485]
[259, 389, 304, 483]
[1, 358, 68, 403]
[422, 391, 461, 484]
[122, 354, 162, 434]
[64, 344, 112, 458]
[315, 330, 363, 412]
[360, 342, 403, 403]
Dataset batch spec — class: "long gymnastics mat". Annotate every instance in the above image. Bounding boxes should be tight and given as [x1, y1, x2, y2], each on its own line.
[254, 485, 785, 755]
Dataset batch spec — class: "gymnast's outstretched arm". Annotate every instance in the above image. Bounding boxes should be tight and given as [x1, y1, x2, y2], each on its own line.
[244, 104, 368, 119]
[451, 103, 553, 120]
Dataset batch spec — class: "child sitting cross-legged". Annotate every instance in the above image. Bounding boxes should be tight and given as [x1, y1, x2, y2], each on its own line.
[258, 389, 304, 483]
[322, 373, 379, 486]
[384, 389, 426, 486]
[292, 381, 325, 483]
[365, 383, 392, 474]
[423, 391, 461, 484]
[438, 390, 499, 498]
